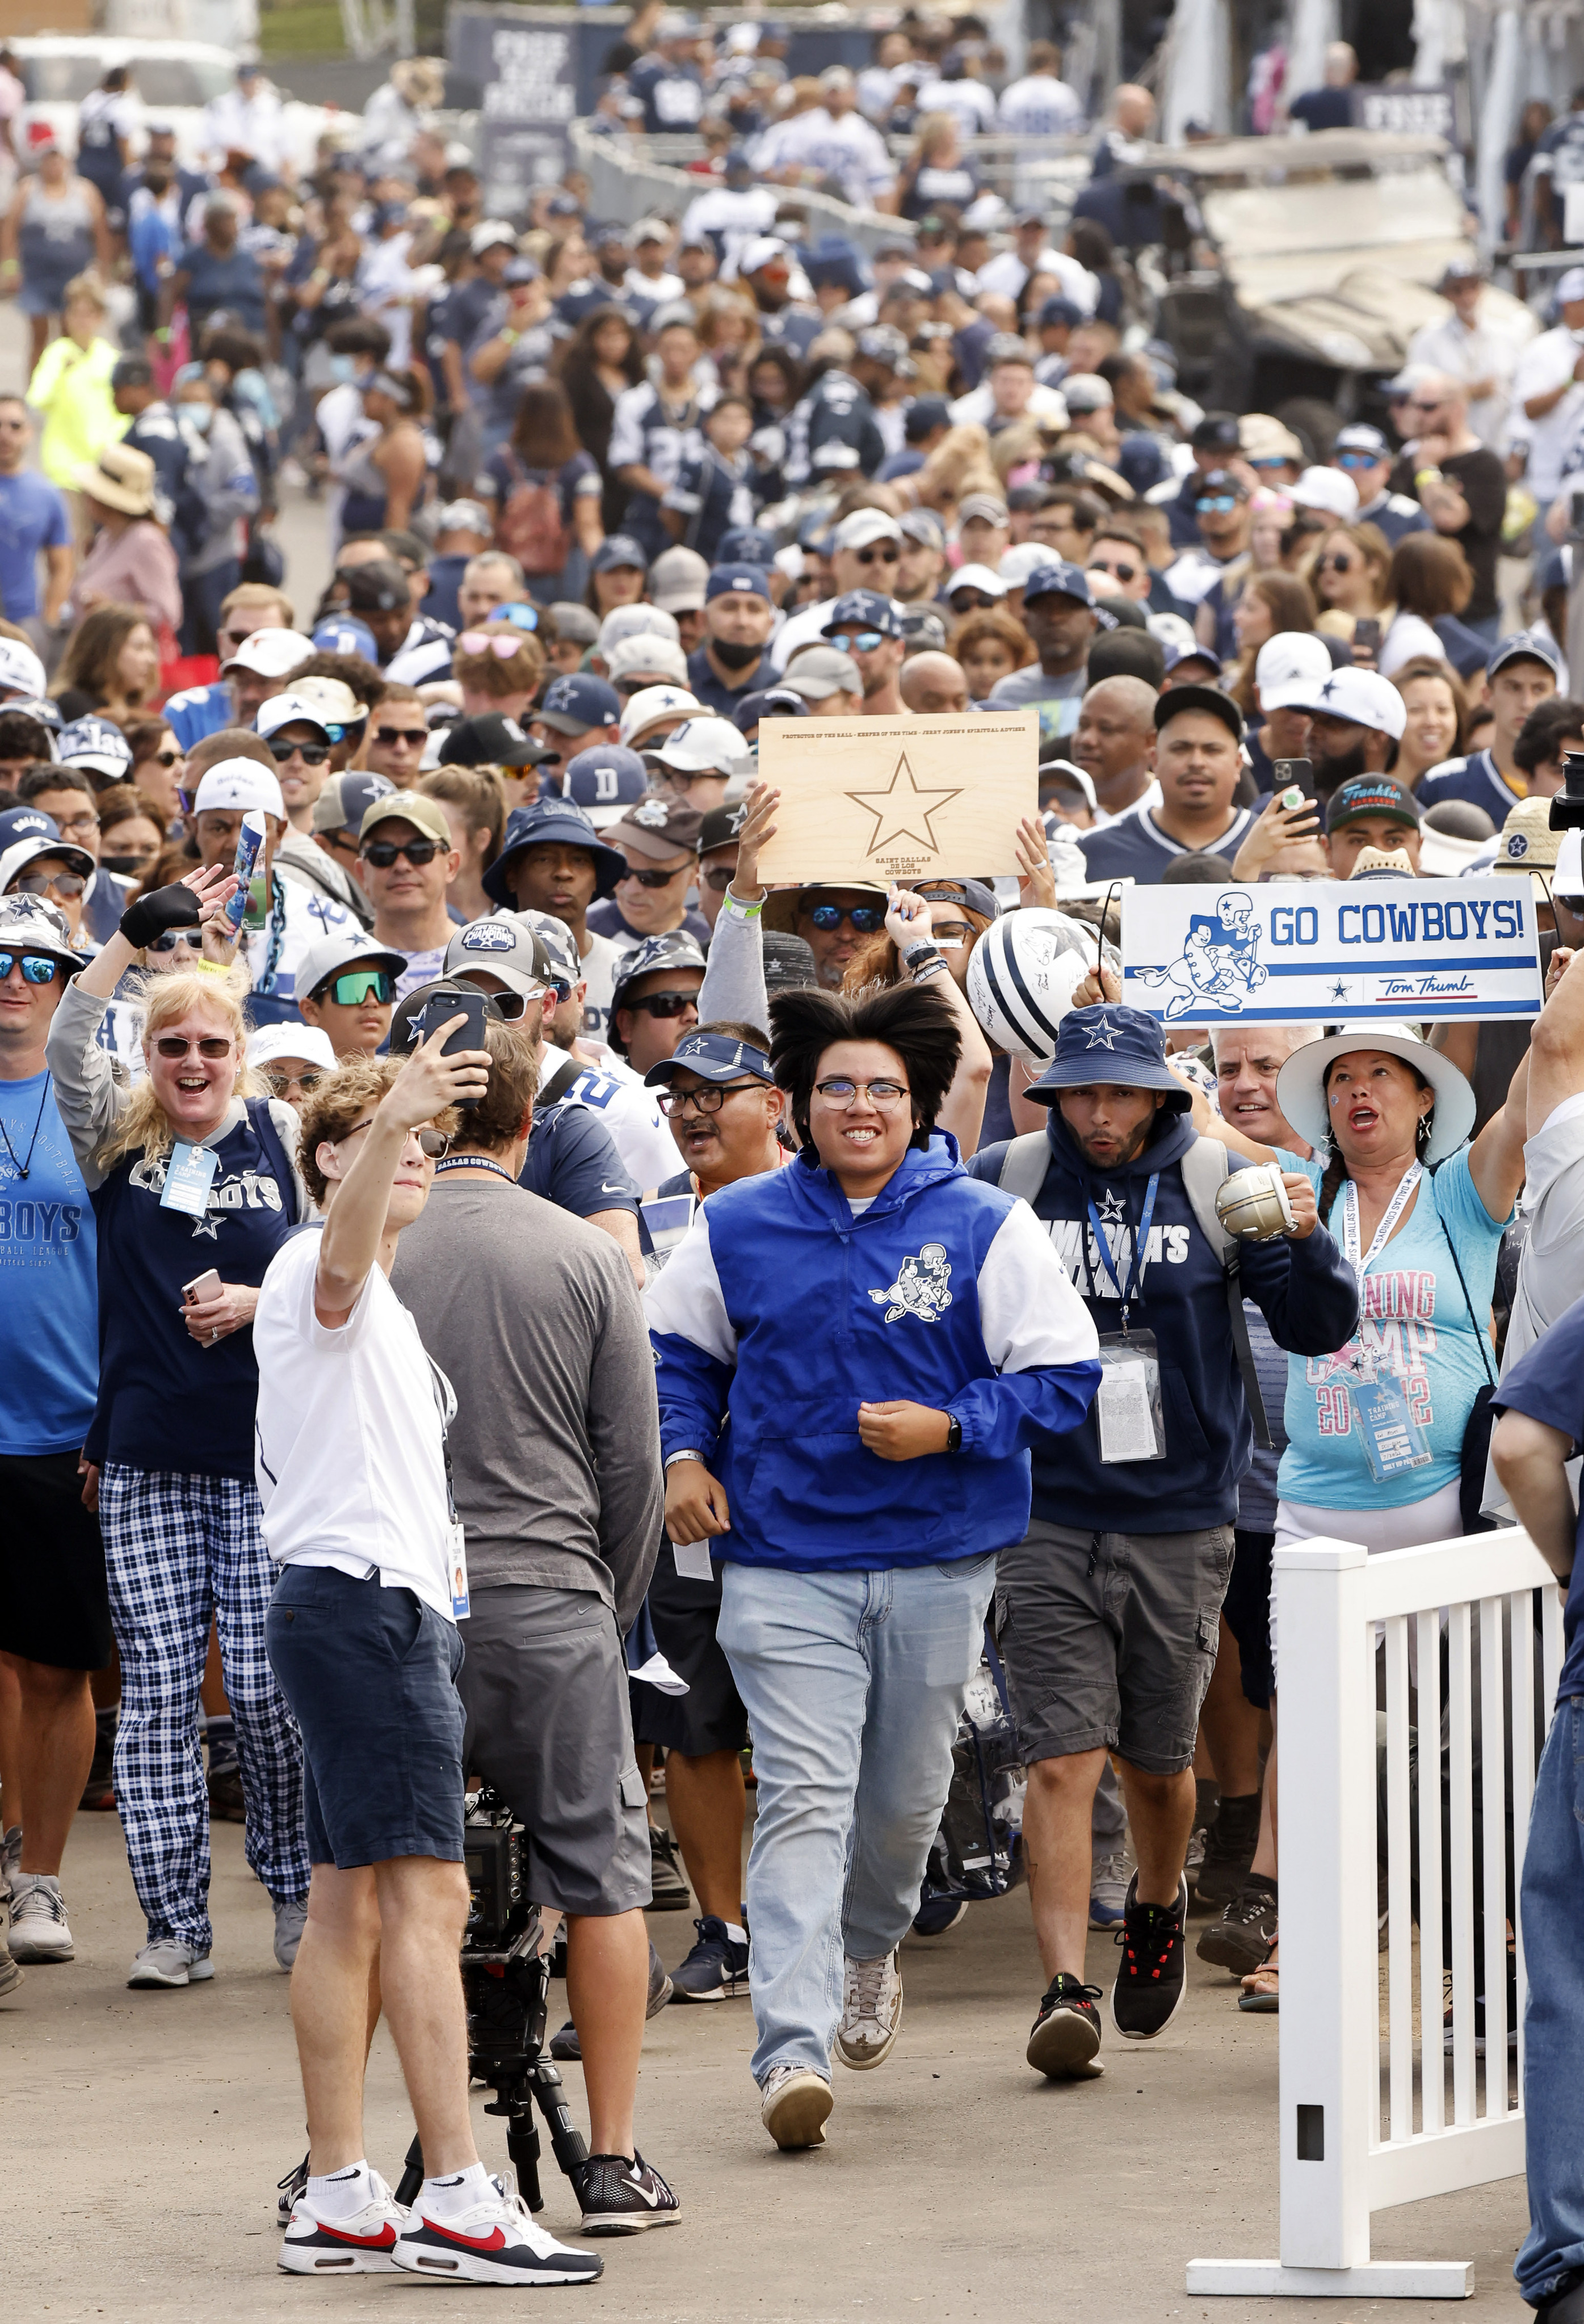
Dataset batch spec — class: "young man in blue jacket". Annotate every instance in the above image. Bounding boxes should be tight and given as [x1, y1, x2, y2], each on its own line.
[646, 979, 1101, 2154]
[968, 1001, 1358, 2079]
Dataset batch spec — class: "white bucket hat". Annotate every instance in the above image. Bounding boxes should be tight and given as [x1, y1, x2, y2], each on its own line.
[1275, 1020, 1475, 1165]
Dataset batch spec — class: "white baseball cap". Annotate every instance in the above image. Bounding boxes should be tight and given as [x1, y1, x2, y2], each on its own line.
[295, 928, 407, 1002]
[645, 716, 751, 776]
[256, 692, 334, 742]
[191, 759, 286, 818]
[1288, 663, 1407, 740]
[246, 1021, 338, 1074]
[946, 563, 1009, 601]
[1291, 466, 1359, 523]
[606, 633, 691, 688]
[1000, 542, 1056, 586]
[833, 508, 902, 553]
[221, 628, 316, 679]
[0, 637, 48, 701]
[597, 604, 680, 658]
[618, 685, 703, 748]
[1254, 630, 1336, 711]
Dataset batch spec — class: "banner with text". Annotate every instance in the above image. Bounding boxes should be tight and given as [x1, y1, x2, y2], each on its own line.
[1120, 878, 1544, 1025]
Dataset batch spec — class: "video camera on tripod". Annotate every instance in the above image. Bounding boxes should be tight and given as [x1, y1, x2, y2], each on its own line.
[393, 1787, 589, 2213]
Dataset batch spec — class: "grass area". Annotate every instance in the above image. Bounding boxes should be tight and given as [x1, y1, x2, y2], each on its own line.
[258, 1, 348, 58]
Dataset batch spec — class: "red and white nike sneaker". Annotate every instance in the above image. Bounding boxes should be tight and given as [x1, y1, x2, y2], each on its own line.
[393, 2172, 603, 2285]
[278, 2166, 406, 2274]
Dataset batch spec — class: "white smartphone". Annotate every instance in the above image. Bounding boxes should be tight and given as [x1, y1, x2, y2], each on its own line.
[183, 1270, 222, 1305]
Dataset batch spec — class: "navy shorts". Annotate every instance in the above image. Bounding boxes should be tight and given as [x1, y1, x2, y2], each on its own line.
[631, 1549, 749, 1758]
[1224, 1529, 1275, 1710]
[265, 1563, 467, 1869]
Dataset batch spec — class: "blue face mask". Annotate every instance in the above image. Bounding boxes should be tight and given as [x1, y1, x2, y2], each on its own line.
[182, 403, 213, 435]
[329, 354, 357, 384]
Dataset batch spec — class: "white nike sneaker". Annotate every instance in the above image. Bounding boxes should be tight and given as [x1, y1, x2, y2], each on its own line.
[279, 2167, 406, 2274]
[835, 1947, 903, 2070]
[7, 1874, 74, 1962]
[393, 2173, 603, 2284]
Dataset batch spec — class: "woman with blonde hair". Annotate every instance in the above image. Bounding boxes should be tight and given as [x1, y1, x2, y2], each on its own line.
[452, 618, 544, 721]
[46, 861, 312, 1989]
[418, 761, 506, 924]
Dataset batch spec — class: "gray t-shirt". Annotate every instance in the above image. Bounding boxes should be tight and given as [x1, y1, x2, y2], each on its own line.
[1485, 1089, 1584, 1519]
[988, 663, 1085, 709]
[390, 1175, 663, 1623]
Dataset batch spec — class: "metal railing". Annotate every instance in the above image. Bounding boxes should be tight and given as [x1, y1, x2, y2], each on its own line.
[1189, 1526, 1561, 2300]
[569, 120, 914, 256]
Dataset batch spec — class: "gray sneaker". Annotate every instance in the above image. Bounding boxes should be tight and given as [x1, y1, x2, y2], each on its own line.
[273, 1897, 308, 1972]
[128, 1938, 215, 1988]
[1089, 1850, 1131, 1931]
[7, 1873, 74, 1962]
[0, 1822, 20, 1896]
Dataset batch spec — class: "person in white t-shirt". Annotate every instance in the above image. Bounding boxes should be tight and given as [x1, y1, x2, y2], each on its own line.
[257, 1031, 600, 2286]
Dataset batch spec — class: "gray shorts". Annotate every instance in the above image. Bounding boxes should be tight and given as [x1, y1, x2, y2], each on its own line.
[456, 1584, 652, 1917]
[994, 1518, 1234, 1777]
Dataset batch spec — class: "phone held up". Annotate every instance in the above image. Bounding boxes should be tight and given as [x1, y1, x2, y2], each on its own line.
[411, 984, 488, 1108]
[1273, 757, 1317, 806]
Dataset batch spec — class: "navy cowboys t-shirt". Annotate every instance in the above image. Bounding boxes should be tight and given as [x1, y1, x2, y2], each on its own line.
[1078, 804, 1258, 885]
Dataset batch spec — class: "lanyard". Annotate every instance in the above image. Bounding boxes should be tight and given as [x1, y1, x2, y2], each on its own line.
[1340, 1164, 1422, 1286]
[1085, 1172, 1159, 1332]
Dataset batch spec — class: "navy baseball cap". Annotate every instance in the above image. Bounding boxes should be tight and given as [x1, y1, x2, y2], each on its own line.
[1022, 560, 1094, 608]
[733, 686, 810, 732]
[539, 672, 621, 735]
[0, 805, 60, 852]
[1024, 1004, 1194, 1112]
[717, 527, 778, 567]
[904, 394, 952, 443]
[823, 590, 904, 640]
[644, 1027, 774, 1089]
[706, 562, 772, 601]
[593, 534, 647, 574]
[312, 614, 379, 660]
[310, 769, 396, 836]
[483, 798, 628, 907]
[1333, 423, 1390, 461]
[1487, 628, 1563, 680]
[561, 742, 648, 827]
[1037, 295, 1083, 330]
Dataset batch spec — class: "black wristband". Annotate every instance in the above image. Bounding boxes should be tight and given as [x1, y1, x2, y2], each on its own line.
[120, 882, 202, 952]
[946, 1414, 962, 1453]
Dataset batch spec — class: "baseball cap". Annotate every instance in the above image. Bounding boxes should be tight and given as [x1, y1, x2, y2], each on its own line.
[645, 717, 750, 777]
[510, 908, 581, 992]
[984, 332, 1033, 368]
[905, 396, 952, 444]
[1192, 413, 1242, 453]
[716, 529, 778, 568]
[648, 545, 711, 612]
[443, 916, 552, 1000]
[959, 491, 1010, 526]
[899, 509, 947, 551]
[946, 563, 1009, 602]
[699, 798, 748, 854]
[1558, 266, 1584, 304]
[740, 237, 790, 275]
[1253, 630, 1335, 710]
[470, 218, 519, 255]
[1292, 466, 1359, 523]
[832, 509, 901, 553]
[561, 743, 648, 827]
[1333, 423, 1390, 461]
[296, 928, 407, 1000]
[547, 601, 599, 647]
[1192, 466, 1249, 507]
[289, 676, 364, 739]
[539, 672, 621, 736]
[606, 797, 704, 861]
[0, 805, 60, 852]
[1062, 376, 1114, 415]
[255, 692, 334, 743]
[0, 889, 89, 968]
[598, 604, 680, 658]
[311, 769, 395, 836]
[57, 716, 133, 781]
[1325, 774, 1422, 832]
[0, 637, 47, 700]
[1487, 628, 1563, 680]
[822, 590, 905, 639]
[644, 1027, 774, 1090]
[1153, 684, 1244, 744]
[359, 792, 454, 846]
[191, 758, 285, 818]
[607, 634, 691, 689]
[246, 1022, 338, 1075]
[593, 534, 648, 575]
[1022, 560, 1094, 608]
[222, 627, 316, 677]
[344, 564, 410, 617]
[999, 542, 1055, 587]
[780, 647, 863, 702]
[1163, 639, 1224, 677]
[610, 932, 708, 1037]
[484, 798, 627, 906]
[310, 616, 379, 662]
[1291, 664, 1408, 739]
[1037, 296, 1083, 330]
[0, 833, 95, 891]
[619, 685, 702, 749]
[437, 712, 552, 770]
[732, 686, 809, 731]
[707, 563, 772, 602]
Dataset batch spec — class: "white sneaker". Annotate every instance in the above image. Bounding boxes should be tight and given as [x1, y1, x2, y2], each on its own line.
[128, 1938, 214, 1988]
[759, 2063, 833, 2150]
[279, 2166, 406, 2274]
[393, 2173, 603, 2284]
[7, 1874, 73, 1962]
[835, 1948, 903, 2070]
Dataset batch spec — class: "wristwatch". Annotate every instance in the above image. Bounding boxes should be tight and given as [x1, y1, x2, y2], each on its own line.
[945, 1415, 962, 1454]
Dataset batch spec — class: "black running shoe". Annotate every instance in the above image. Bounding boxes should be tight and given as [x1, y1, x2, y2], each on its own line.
[572, 2150, 680, 2234]
[1194, 1792, 1262, 1910]
[911, 1892, 969, 1938]
[1196, 1875, 1278, 1976]
[549, 2018, 581, 2061]
[671, 1914, 749, 2002]
[1110, 1873, 1188, 2040]
[648, 1825, 691, 1911]
[1026, 1973, 1104, 2078]
[276, 2152, 309, 2226]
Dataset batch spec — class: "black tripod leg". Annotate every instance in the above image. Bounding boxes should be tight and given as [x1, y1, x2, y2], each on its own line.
[507, 2108, 544, 2212]
[531, 2060, 590, 2179]
[394, 2131, 425, 2209]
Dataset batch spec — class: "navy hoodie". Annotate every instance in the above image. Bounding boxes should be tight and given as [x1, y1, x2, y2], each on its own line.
[968, 1110, 1359, 1533]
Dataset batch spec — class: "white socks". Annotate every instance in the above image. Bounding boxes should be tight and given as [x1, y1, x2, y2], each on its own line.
[421, 2161, 491, 2218]
[725, 1922, 748, 1946]
[308, 2161, 373, 2221]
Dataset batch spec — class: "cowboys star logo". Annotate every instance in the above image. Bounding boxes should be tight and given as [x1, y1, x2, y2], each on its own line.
[868, 1242, 953, 1325]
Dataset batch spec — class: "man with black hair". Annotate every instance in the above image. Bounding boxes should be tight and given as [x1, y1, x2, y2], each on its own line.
[1079, 688, 1258, 881]
[648, 976, 1100, 2152]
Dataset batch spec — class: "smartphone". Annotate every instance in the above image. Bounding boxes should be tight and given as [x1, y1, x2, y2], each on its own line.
[1273, 757, 1316, 803]
[183, 1269, 221, 1305]
[418, 983, 489, 1108]
[1353, 617, 1381, 655]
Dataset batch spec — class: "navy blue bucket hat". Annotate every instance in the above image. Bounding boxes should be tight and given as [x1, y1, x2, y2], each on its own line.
[482, 799, 628, 907]
[1023, 1003, 1193, 1112]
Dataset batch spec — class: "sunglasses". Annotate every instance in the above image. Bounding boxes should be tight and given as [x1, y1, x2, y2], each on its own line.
[373, 725, 428, 749]
[322, 829, 360, 859]
[657, 1079, 762, 1115]
[813, 1076, 908, 1109]
[147, 927, 203, 954]
[457, 631, 526, 658]
[146, 747, 184, 767]
[624, 988, 699, 1018]
[154, 1034, 232, 1059]
[1402, 400, 1443, 414]
[341, 1117, 453, 1157]
[621, 862, 686, 887]
[362, 837, 442, 867]
[322, 967, 394, 1007]
[852, 544, 900, 565]
[949, 591, 999, 612]
[262, 1068, 325, 1097]
[0, 951, 59, 983]
[15, 871, 86, 898]
[1249, 456, 1291, 471]
[1317, 553, 1354, 573]
[1336, 451, 1376, 469]
[828, 630, 885, 654]
[1089, 560, 1137, 584]
[807, 903, 885, 932]
[1196, 495, 1238, 514]
[700, 862, 737, 891]
[268, 738, 331, 765]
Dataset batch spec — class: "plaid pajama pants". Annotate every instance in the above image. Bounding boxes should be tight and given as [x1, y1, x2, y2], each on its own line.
[99, 1464, 308, 1952]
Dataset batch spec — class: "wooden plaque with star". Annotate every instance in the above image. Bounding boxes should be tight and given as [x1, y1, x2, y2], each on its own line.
[754, 709, 1038, 887]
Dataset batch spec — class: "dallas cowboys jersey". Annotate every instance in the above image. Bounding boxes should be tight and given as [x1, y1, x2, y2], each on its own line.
[608, 380, 715, 557]
[385, 616, 455, 685]
[784, 369, 885, 487]
[628, 57, 705, 132]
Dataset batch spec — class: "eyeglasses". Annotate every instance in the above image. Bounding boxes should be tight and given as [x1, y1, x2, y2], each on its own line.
[15, 871, 86, 898]
[813, 1076, 909, 1109]
[0, 951, 58, 983]
[148, 928, 203, 954]
[457, 631, 526, 659]
[362, 837, 442, 867]
[1089, 559, 1137, 584]
[807, 903, 885, 932]
[262, 1068, 325, 1097]
[700, 862, 737, 891]
[620, 862, 686, 887]
[51, 810, 99, 839]
[372, 725, 427, 749]
[851, 544, 900, 565]
[154, 1034, 233, 1059]
[267, 738, 331, 765]
[322, 967, 394, 1007]
[1317, 553, 1354, 573]
[827, 630, 885, 654]
[623, 988, 699, 1019]
[657, 1079, 762, 1115]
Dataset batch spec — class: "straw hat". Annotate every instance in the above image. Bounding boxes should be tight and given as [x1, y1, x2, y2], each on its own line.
[74, 442, 156, 518]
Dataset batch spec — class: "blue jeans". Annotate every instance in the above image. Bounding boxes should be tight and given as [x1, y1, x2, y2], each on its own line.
[1516, 1698, 1584, 2307]
[716, 1553, 998, 2086]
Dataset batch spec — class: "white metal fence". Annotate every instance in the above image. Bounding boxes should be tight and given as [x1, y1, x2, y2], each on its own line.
[1189, 1528, 1562, 2301]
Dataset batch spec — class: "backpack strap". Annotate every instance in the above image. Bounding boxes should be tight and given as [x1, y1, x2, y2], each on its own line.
[995, 1130, 1052, 1206]
[1180, 1134, 1274, 1453]
[536, 1053, 583, 1112]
